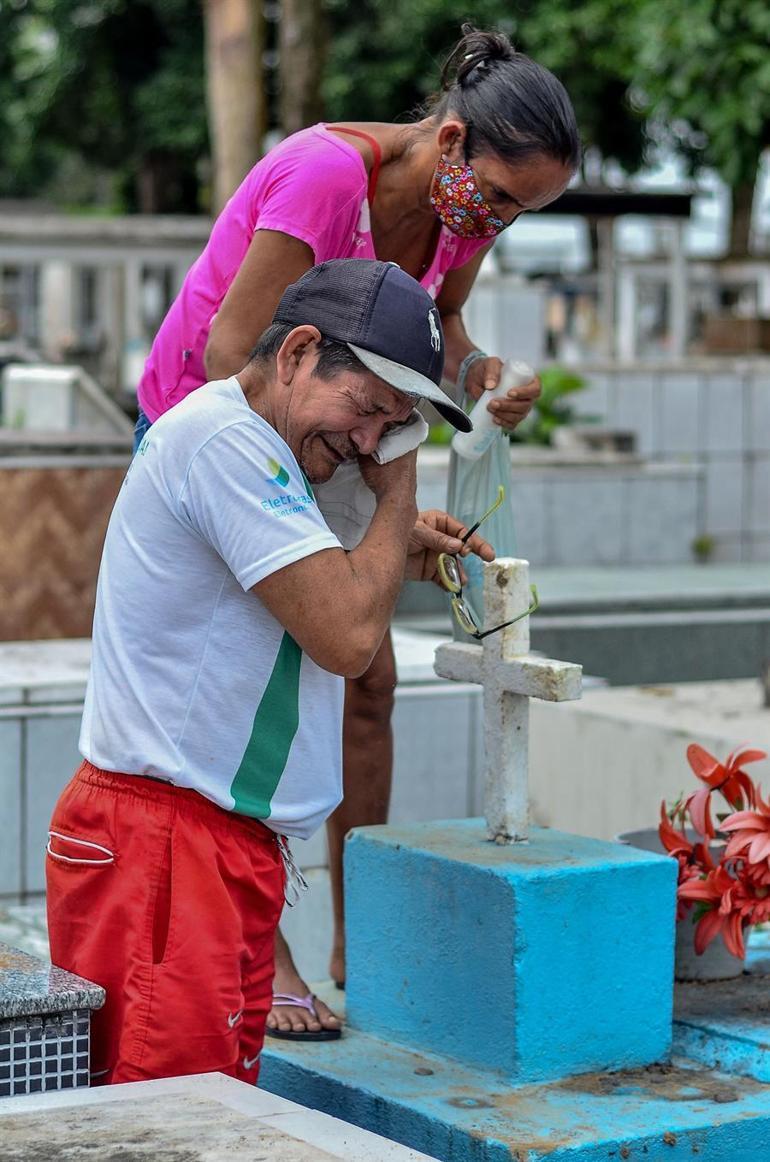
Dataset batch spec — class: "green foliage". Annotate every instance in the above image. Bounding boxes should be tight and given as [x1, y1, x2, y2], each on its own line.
[2, 0, 767, 226]
[428, 369, 589, 448]
[691, 534, 716, 563]
[0, 2, 58, 195]
[323, 0, 769, 233]
[509, 367, 587, 446]
[323, 0, 508, 123]
[633, 0, 770, 189]
[426, 421, 455, 446]
[323, 0, 648, 178]
[509, 0, 647, 176]
[0, 0, 207, 210]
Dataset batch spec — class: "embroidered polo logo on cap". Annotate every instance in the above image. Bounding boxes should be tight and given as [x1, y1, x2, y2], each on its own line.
[428, 309, 442, 353]
[272, 258, 471, 432]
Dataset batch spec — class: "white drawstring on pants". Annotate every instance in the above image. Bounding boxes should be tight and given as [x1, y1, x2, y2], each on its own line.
[277, 836, 308, 907]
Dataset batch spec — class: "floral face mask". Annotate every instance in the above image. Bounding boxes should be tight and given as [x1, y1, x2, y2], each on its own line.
[430, 155, 508, 240]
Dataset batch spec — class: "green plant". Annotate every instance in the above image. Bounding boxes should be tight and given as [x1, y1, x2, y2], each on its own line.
[692, 534, 716, 563]
[426, 421, 455, 446]
[509, 367, 587, 446]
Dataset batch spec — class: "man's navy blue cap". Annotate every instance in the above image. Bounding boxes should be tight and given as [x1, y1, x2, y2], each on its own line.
[273, 259, 472, 432]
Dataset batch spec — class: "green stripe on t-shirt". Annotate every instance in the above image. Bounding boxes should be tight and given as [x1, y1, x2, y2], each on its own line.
[230, 631, 302, 817]
[301, 471, 315, 501]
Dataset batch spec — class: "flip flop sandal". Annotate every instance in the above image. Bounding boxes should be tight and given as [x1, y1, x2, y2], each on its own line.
[265, 992, 342, 1041]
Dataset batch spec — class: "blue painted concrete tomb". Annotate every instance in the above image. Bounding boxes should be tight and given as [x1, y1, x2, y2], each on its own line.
[344, 820, 675, 1082]
[674, 969, 770, 1084]
[263, 1025, 770, 1161]
[261, 820, 770, 1160]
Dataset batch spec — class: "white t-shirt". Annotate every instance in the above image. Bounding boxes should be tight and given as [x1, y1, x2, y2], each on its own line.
[80, 377, 345, 839]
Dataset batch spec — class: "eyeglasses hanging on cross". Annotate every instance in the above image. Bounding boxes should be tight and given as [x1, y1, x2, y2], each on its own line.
[436, 486, 539, 640]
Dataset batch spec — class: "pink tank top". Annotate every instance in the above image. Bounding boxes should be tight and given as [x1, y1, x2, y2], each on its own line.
[137, 124, 488, 421]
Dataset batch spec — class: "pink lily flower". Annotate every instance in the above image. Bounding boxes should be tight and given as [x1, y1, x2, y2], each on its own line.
[659, 802, 713, 919]
[684, 744, 765, 839]
[722, 791, 770, 867]
[678, 867, 748, 958]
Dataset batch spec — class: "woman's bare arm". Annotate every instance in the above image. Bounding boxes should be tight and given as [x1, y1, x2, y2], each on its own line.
[436, 245, 540, 429]
[204, 230, 315, 379]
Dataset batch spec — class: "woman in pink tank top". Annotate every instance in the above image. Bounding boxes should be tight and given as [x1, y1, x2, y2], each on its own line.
[136, 24, 579, 1040]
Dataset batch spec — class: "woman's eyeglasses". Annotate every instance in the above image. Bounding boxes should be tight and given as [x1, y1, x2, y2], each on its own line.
[437, 486, 539, 640]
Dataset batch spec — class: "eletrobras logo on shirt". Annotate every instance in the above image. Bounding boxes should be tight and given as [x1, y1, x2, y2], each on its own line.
[261, 457, 313, 518]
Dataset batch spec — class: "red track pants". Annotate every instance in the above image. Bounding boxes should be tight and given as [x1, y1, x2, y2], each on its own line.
[46, 761, 284, 1085]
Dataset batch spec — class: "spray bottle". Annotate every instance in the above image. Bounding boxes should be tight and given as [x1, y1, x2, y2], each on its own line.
[451, 359, 535, 461]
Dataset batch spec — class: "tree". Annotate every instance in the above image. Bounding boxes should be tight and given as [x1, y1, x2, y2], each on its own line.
[511, 0, 647, 182]
[633, 0, 770, 256]
[322, 0, 509, 125]
[203, 0, 265, 213]
[322, 0, 648, 181]
[0, 0, 63, 198]
[0, 0, 208, 212]
[279, 0, 326, 135]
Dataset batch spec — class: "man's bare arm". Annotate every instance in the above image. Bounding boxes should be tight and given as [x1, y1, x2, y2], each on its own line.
[254, 456, 418, 678]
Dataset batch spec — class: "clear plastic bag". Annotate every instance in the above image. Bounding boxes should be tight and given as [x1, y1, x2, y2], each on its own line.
[446, 432, 518, 641]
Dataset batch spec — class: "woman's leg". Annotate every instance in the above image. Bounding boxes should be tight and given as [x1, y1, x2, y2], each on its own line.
[266, 630, 396, 1033]
[327, 629, 396, 984]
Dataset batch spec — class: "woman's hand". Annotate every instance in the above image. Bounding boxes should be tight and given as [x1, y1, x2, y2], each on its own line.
[463, 356, 541, 432]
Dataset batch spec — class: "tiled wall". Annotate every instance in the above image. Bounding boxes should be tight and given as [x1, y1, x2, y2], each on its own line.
[416, 453, 703, 568]
[0, 1009, 91, 1096]
[0, 460, 128, 640]
[0, 705, 83, 897]
[418, 362, 770, 566]
[512, 464, 701, 567]
[575, 362, 770, 562]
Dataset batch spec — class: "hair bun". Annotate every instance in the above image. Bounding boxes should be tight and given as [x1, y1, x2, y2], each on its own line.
[442, 23, 516, 89]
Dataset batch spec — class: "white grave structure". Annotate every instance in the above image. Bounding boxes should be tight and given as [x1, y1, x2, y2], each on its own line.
[0, 1070, 437, 1160]
[1, 365, 133, 436]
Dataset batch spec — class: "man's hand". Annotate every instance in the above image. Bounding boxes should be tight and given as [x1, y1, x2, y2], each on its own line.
[358, 448, 418, 502]
[463, 356, 541, 432]
[406, 509, 495, 583]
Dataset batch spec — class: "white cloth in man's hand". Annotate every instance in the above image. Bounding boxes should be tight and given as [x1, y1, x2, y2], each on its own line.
[371, 410, 429, 464]
[316, 410, 429, 549]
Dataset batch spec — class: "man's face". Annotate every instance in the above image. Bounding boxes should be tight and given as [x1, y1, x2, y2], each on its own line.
[285, 350, 416, 484]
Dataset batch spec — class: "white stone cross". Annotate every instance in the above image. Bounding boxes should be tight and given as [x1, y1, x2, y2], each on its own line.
[434, 558, 582, 844]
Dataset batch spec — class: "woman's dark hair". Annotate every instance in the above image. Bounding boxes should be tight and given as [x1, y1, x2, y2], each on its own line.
[427, 24, 580, 172]
[250, 323, 367, 379]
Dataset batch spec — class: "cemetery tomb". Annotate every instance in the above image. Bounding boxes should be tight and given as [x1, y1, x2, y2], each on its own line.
[262, 559, 770, 1162]
[0, 1069, 438, 1160]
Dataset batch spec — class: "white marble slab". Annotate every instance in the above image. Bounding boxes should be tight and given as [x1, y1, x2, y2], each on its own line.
[530, 678, 770, 842]
[0, 1070, 438, 1160]
[0, 631, 448, 701]
[0, 639, 90, 706]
